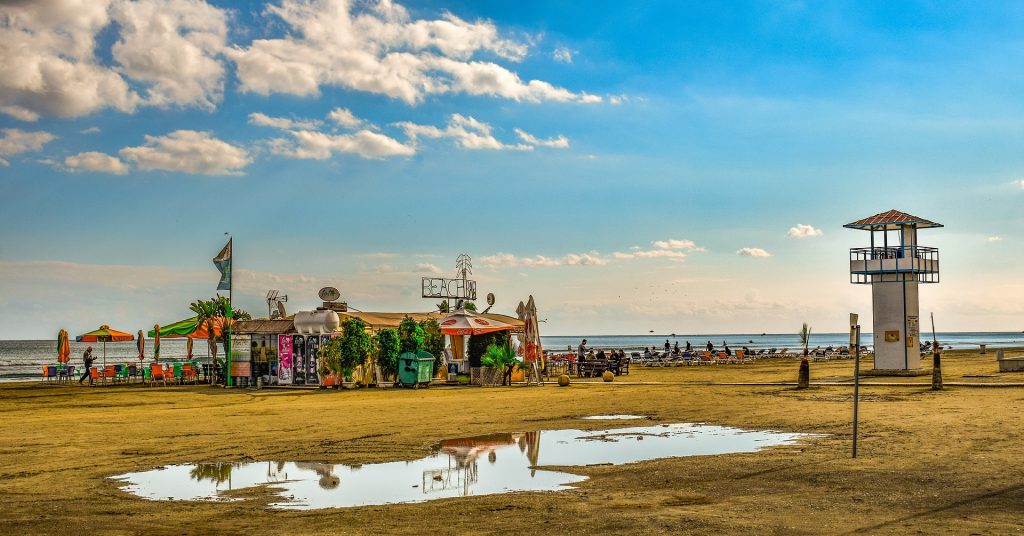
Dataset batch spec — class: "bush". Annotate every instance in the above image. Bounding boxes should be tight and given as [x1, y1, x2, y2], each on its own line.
[398, 316, 424, 355]
[376, 328, 400, 380]
[468, 331, 508, 368]
[321, 317, 372, 379]
[420, 319, 445, 371]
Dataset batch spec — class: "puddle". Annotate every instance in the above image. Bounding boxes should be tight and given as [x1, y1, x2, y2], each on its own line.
[580, 414, 647, 420]
[112, 423, 812, 510]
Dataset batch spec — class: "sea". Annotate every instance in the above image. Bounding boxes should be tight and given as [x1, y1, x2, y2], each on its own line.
[3, 332, 1023, 383]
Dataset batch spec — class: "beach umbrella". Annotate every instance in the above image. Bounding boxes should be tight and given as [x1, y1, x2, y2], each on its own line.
[438, 311, 514, 336]
[154, 324, 160, 362]
[186, 337, 194, 360]
[77, 325, 134, 369]
[57, 329, 71, 364]
[136, 330, 145, 362]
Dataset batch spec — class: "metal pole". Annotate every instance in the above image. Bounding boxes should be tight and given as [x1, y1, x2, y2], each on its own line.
[226, 236, 233, 388]
[852, 325, 861, 458]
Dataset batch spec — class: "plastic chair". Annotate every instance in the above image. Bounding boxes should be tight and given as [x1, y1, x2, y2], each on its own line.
[149, 363, 166, 386]
[43, 366, 56, 382]
[89, 367, 101, 385]
[103, 366, 117, 384]
[172, 363, 184, 384]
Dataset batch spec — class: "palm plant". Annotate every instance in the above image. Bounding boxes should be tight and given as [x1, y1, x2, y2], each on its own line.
[798, 322, 811, 389]
[481, 342, 518, 386]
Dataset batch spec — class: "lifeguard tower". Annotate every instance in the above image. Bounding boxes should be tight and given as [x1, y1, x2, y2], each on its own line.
[845, 210, 942, 371]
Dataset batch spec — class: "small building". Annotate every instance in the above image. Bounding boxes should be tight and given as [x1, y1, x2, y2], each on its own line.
[232, 310, 524, 386]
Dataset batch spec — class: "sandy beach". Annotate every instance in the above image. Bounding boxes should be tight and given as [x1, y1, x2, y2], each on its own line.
[2, 348, 1022, 535]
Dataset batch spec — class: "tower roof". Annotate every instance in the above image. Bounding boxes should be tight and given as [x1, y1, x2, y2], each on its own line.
[844, 209, 943, 231]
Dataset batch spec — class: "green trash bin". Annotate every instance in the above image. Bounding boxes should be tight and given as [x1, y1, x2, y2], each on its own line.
[398, 351, 434, 388]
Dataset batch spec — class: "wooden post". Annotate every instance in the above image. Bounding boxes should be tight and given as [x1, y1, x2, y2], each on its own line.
[852, 325, 861, 458]
[931, 312, 942, 390]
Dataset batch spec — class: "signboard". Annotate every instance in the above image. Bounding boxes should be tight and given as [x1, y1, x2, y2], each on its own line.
[422, 277, 477, 300]
[849, 313, 859, 347]
[906, 316, 919, 348]
[230, 361, 251, 377]
[884, 330, 900, 343]
[278, 335, 292, 384]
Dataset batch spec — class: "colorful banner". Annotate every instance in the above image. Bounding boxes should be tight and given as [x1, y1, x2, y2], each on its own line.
[213, 239, 232, 291]
[278, 335, 293, 384]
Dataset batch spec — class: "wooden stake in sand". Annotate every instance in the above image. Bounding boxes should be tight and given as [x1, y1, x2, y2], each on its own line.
[931, 312, 942, 391]
[851, 313, 861, 459]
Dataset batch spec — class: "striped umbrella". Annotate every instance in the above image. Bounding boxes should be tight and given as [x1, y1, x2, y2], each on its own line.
[186, 337, 194, 360]
[154, 324, 161, 362]
[137, 330, 145, 362]
[77, 325, 134, 369]
[57, 329, 70, 364]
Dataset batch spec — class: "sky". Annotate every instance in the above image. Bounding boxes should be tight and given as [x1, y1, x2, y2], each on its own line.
[1, 0, 1023, 339]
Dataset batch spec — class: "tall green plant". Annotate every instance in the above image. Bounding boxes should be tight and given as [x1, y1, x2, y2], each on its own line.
[321, 318, 373, 381]
[398, 316, 424, 354]
[420, 319, 445, 370]
[468, 331, 506, 368]
[375, 328, 400, 380]
[798, 322, 812, 389]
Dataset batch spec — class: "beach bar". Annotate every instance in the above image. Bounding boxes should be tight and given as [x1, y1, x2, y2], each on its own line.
[846, 209, 942, 371]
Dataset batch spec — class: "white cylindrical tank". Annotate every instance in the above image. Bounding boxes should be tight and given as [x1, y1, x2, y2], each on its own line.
[293, 308, 340, 334]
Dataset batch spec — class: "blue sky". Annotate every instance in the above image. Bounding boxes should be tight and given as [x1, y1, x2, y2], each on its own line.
[1, 0, 1023, 338]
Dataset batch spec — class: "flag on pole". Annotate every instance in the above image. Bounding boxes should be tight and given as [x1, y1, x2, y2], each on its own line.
[213, 239, 232, 291]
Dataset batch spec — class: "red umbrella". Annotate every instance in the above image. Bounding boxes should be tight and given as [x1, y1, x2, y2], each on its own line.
[77, 325, 134, 368]
[439, 311, 514, 336]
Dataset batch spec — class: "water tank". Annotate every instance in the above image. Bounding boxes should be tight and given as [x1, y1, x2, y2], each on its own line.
[293, 308, 340, 334]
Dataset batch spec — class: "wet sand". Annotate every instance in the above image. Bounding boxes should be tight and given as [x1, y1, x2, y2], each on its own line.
[1, 348, 1022, 535]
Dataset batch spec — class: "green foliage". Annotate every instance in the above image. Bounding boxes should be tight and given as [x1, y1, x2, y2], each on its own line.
[799, 323, 812, 357]
[437, 301, 449, 313]
[468, 331, 507, 368]
[398, 316, 424, 355]
[375, 328, 400, 379]
[464, 301, 477, 311]
[322, 318, 373, 377]
[189, 294, 251, 321]
[481, 342, 518, 386]
[419, 319, 445, 370]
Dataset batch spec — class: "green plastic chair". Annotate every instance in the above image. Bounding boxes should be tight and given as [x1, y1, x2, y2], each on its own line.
[172, 362, 184, 384]
[143, 367, 151, 382]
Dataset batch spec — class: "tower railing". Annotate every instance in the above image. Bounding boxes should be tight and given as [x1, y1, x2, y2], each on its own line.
[849, 246, 939, 284]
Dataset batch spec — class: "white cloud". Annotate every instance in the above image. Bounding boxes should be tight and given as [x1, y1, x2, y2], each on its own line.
[398, 114, 535, 151]
[0, 0, 140, 119]
[479, 251, 608, 268]
[110, 0, 228, 110]
[119, 130, 250, 175]
[737, 247, 772, 258]
[0, 128, 56, 165]
[787, 224, 824, 238]
[415, 262, 443, 274]
[986, 236, 1003, 242]
[0, 0, 231, 120]
[63, 152, 130, 175]
[0, 105, 41, 122]
[327, 107, 363, 129]
[269, 129, 415, 159]
[248, 112, 321, 130]
[653, 239, 702, 251]
[228, 0, 598, 105]
[552, 46, 573, 63]
[1019, 179, 1024, 190]
[514, 128, 569, 148]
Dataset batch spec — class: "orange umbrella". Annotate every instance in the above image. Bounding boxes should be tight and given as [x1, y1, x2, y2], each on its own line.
[154, 324, 160, 362]
[439, 311, 514, 336]
[57, 329, 71, 364]
[77, 325, 134, 368]
[137, 330, 145, 362]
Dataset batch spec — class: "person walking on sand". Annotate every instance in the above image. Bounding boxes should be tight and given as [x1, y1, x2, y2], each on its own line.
[79, 346, 95, 384]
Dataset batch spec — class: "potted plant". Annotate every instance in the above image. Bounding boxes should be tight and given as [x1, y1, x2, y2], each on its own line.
[481, 342, 518, 386]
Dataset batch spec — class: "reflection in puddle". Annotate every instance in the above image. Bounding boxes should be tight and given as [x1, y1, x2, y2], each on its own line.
[112, 424, 811, 510]
[580, 414, 647, 420]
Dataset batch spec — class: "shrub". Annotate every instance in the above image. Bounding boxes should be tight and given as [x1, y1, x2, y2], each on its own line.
[420, 319, 445, 370]
[376, 328, 400, 380]
[398, 316, 424, 355]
